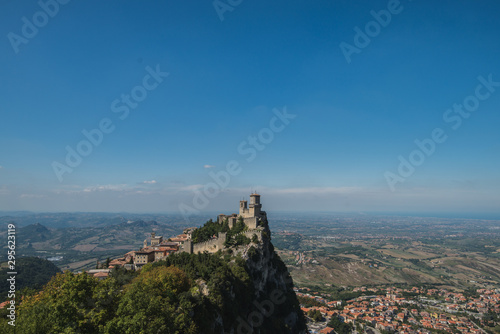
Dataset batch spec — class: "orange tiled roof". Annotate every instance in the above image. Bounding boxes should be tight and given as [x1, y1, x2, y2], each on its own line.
[94, 272, 109, 278]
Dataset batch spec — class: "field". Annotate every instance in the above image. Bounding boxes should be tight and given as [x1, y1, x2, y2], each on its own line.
[270, 213, 500, 291]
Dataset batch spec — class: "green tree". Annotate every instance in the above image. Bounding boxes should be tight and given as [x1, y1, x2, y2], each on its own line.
[327, 316, 353, 334]
[307, 309, 323, 322]
[109, 266, 138, 286]
[0, 257, 61, 299]
[234, 234, 251, 246]
[16, 271, 120, 334]
[105, 266, 197, 334]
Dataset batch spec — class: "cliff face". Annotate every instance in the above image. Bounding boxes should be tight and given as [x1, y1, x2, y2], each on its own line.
[236, 227, 307, 334]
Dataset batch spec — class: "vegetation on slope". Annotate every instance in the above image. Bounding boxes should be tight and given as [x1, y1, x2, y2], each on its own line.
[2, 249, 306, 334]
[191, 217, 251, 247]
[0, 257, 61, 299]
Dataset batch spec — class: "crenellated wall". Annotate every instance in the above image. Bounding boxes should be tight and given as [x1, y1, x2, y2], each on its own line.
[233, 229, 262, 242]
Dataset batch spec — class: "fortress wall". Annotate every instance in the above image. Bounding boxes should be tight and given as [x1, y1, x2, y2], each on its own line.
[243, 217, 258, 229]
[234, 229, 263, 242]
[180, 240, 192, 254]
[186, 228, 263, 255]
[192, 232, 226, 254]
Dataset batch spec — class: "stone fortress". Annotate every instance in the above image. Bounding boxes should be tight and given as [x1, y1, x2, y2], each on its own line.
[181, 193, 266, 254]
[103, 194, 267, 272]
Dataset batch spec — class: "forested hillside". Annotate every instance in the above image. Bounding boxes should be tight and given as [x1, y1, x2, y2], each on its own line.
[1, 221, 306, 334]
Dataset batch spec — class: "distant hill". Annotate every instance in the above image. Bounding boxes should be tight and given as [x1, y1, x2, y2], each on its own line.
[0, 211, 33, 217]
[0, 257, 62, 299]
[0, 212, 129, 229]
[117, 219, 159, 228]
[0, 219, 182, 271]
[0, 212, 208, 229]
[18, 223, 54, 243]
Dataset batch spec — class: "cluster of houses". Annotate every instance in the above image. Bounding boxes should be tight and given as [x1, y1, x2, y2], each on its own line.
[86, 228, 196, 280]
[299, 286, 499, 333]
[130, 228, 196, 269]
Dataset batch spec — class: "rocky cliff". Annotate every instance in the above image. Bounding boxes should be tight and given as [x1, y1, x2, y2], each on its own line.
[236, 223, 307, 334]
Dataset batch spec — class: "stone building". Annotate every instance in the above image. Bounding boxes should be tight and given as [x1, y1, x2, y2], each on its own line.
[182, 193, 266, 254]
[217, 193, 266, 229]
[238, 193, 266, 229]
[134, 250, 155, 268]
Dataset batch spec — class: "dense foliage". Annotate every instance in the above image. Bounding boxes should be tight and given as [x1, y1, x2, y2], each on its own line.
[191, 219, 228, 243]
[106, 266, 197, 334]
[297, 295, 324, 308]
[191, 217, 251, 247]
[2, 249, 305, 334]
[307, 309, 323, 322]
[11, 271, 121, 334]
[0, 257, 61, 299]
[327, 316, 353, 334]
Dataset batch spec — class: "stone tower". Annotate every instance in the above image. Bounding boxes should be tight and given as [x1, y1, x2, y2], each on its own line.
[239, 199, 249, 217]
[249, 193, 261, 217]
[151, 232, 162, 246]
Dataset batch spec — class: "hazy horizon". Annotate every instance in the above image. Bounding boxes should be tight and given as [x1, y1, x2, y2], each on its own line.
[1, 209, 498, 222]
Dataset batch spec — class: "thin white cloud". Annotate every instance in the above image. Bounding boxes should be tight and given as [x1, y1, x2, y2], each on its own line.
[204, 165, 215, 169]
[178, 184, 204, 191]
[19, 194, 46, 199]
[0, 165, 3, 169]
[83, 184, 129, 192]
[270, 186, 362, 195]
[143, 180, 157, 184]
[228, 186, 364, 196]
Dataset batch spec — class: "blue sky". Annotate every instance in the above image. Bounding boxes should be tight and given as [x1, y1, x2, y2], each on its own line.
[1, 0, 499, 216]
